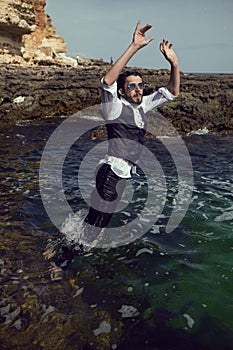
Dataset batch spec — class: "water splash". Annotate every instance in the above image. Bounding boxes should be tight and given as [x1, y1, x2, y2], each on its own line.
[60, 210, 86, 246]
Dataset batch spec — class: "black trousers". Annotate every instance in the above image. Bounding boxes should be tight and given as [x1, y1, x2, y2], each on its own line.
[84, 163, 127, 230]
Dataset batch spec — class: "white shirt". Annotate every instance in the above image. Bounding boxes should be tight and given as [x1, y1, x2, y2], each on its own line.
[99, 78, 176, 178]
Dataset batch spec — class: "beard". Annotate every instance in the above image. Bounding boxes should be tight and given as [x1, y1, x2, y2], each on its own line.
[128, 93, 143, 105]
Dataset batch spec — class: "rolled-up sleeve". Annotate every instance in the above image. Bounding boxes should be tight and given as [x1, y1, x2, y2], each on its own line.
[158, 87, 176, 100]
[143, 87, 176, 113]
[100, 78, 122, 120]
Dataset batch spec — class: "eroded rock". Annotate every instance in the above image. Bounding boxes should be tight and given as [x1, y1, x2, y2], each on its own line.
[0, 0, 71, 66]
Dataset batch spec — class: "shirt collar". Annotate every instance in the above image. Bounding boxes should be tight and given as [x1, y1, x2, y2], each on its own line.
[120, 96, 142, 109]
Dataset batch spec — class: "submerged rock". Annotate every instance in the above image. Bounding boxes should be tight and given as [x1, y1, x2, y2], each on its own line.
[0, 227, 123, 350]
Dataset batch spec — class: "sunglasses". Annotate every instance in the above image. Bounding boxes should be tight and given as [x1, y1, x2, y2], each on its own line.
[127, 82, 145, 91]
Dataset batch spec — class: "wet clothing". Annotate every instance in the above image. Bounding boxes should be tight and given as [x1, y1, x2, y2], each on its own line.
[84, 163, 126, 230]
[84, 78, 175, 232]
[106, 104, 147, 164]
[99, 78, 175, 177]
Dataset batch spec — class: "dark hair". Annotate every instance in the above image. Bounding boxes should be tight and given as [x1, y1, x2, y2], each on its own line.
[117, 70, 143, 91]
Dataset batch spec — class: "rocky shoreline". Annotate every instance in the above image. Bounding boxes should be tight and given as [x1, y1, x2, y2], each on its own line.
[0, 62, 232, 134]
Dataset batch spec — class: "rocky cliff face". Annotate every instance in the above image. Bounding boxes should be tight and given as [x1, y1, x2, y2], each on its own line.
[0, 0, 71, 65]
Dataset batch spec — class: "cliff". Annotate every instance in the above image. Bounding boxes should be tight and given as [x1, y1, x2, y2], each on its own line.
[0, 0, 75, 66]
[0, 63, 232, 134]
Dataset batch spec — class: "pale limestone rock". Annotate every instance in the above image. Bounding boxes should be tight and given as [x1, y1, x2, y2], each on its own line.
[0, 0, 35, 61]
[55, 53, 78, 68]
[0, 0, 77, 66]
[0, 0, 36, 33]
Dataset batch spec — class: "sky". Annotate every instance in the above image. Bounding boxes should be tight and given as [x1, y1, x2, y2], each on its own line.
[45, 0, 233, 73]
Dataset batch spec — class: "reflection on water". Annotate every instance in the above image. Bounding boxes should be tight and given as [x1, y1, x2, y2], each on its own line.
[0, 117, 232, 349]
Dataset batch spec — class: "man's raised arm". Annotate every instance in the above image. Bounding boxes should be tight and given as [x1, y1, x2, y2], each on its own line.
[104, 20, 154, 86]
[160, 38, 180, 96]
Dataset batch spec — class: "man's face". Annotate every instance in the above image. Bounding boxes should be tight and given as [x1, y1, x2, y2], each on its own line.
[120, 75, 144, 105]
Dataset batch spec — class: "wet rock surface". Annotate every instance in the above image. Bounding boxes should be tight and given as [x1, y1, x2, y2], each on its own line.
[0, 227, 123, 350]
[0, 63, 232, 134]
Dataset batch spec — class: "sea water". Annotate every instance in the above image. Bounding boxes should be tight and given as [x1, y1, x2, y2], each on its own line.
[0, 115, 232, 349]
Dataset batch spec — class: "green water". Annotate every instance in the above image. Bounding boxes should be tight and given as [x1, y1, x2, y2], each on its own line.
[0, 118, 232, 349]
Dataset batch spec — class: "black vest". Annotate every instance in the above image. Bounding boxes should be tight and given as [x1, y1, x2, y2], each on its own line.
[106, 104, 147, 163]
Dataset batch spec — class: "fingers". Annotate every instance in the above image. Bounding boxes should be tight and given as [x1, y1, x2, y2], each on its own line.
[136, 20, 141, 31]
[145, 36, 155, 45]
[161, 38, 168, 47]
[159, 42, 164, 53]
[160, 38, 173, 52]
[140, 23, 152, 34]
[135, 20, 152, 34]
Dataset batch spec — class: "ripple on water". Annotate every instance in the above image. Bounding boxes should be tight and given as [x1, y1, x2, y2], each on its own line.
[0, 120, 232, 349]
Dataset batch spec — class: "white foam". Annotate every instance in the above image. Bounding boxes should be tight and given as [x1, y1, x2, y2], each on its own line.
[93, 321, 111, 336]
[183, 313, 195, 328]
[187, 127, 209, 136]
[215, 210, 233, 222]
[118, 305, 140, 318]
[60, 211, 86, 245]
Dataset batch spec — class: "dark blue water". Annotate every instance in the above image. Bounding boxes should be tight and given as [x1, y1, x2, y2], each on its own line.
[0, 116, 232, 350]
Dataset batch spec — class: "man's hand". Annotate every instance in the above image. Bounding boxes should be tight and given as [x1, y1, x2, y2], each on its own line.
[103, 20, 154, 86]
[160, 39, 179, 66]
[133, 20, 155, 49]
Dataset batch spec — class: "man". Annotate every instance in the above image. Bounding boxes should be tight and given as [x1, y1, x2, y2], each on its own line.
[82, 20, 180, 246]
